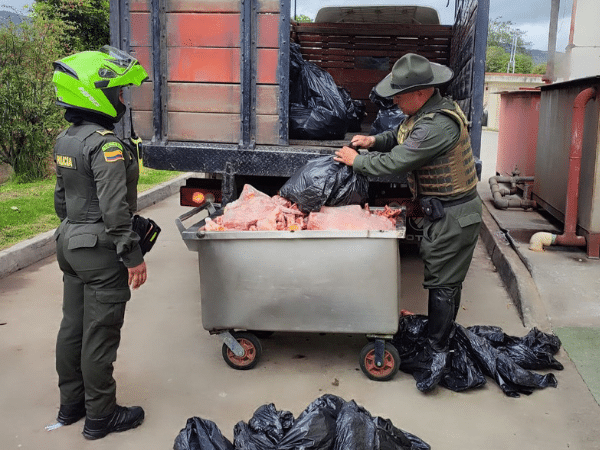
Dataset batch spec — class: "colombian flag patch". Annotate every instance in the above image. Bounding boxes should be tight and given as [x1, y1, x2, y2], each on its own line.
[102, 142, 124, 163]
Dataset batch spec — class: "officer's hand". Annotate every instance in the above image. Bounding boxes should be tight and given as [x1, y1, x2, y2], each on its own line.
[334, 146, 358, 166]
[128, 261, 147, 290]
[350, 135, 375, 149]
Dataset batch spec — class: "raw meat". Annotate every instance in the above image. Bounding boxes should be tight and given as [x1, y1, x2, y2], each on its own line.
[202, 184, 399, 232]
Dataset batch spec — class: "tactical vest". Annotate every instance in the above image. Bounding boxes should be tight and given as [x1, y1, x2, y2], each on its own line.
[399, 102, 477, 198]
[54, 124, 138, 223]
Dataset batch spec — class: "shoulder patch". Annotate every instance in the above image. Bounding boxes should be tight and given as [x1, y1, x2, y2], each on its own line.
[404, 126, 430, 149]
[96, 130, 115, 136]
[102, 141, 124, 163]
[56, 154, 76, 169]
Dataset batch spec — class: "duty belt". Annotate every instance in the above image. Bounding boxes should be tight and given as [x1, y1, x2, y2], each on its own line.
[420, 191, 478, 221]
[434, 191, 478, 208]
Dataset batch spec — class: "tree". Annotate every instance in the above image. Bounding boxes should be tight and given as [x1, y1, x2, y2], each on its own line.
[488, 17, 531, 53]
[0, 13, 68, 181]
[33, 0, 109, 52]
[486, 46, 510, 72]
[486, 18, 538, 74]
[293, 14, 313, 23]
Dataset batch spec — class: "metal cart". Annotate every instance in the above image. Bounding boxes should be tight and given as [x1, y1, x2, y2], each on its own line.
[176, 202, 406, 381]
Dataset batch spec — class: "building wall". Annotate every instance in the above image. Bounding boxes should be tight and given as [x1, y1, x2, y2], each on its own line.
[568, 0, 600, 80]
[483, 73, 545, 130]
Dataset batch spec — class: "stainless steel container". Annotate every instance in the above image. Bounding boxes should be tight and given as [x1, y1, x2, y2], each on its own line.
[178, 206, 404, 335]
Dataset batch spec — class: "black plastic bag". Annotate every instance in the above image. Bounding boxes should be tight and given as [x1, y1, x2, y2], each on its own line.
[370, 107, 406, 135]
[289, 43, 364, 140]
[178, 395, 429, 450]
[173, 417, 234, 450]
[279, 155, 369, 213]
[233, 403, 294, 450]
[338, 86, 367, 132]
[368, 87, 406, 135]
[334, 400, 430, 450]
[278, 394, 343, 450]
[468, 326, 564, 371]
[392, 315, 561, 397]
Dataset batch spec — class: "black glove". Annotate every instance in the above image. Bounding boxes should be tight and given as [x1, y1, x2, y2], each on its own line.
[132, 215, 161, 255]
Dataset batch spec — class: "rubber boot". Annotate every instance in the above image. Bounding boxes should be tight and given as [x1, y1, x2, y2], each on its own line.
[453, 285, 462, 320]
[82, 405, 144, 440]
[427, 286, 460, 352]
[57, 400, 86, 425]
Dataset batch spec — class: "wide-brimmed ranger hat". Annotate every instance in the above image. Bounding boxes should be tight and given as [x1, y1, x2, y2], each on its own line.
[375, 53, 454, 98]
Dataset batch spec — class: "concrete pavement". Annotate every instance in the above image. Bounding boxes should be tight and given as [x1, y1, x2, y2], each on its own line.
[2, 190, 600, 450]
[1, 131, 600, 448]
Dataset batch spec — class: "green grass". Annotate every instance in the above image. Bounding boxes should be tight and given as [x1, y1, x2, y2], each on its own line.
[0, 166, 182, 251]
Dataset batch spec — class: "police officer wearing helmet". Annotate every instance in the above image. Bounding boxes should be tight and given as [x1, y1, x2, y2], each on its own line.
[335, 53, 482, 388]
[52, 46, 149, 439]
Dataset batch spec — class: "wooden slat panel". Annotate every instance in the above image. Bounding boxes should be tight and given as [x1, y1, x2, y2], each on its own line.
[257, 13, 279, 48]
[169, 83, 240, 113]
[256, 85, 279, 115]
[169, 48, 240, 82]
[167, 48, 277, 83]
[131, 82, 153, 111]
[168, 112, 240, 142]
[293, 23, 453, 37]
[256, 115, 280, 145]
[168, 0, 240, 13]
[167, 0, 279, 13]
[130, 46, 152, 75]
[131, 84, 279, 132]
[131, 12, 150, 47]
[167, 13, 240, 47]
[131, 0, 149, 13]
[132, 111, 153, 140]
[257, 48, 278, 84]
[135, 111, 280, 144]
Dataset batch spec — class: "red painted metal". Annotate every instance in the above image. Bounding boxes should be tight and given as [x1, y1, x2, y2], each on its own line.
[497, 90, 541, 177]
[554, 87, 597, 248]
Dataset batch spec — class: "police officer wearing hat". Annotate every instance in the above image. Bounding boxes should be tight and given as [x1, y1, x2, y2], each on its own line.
[51, 46, 149, 438]
[335, 53, 482, 385]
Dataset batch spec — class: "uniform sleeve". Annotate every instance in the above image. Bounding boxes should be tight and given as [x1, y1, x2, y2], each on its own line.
[353, 114, 461, 177]
[90, 137, 143, 268]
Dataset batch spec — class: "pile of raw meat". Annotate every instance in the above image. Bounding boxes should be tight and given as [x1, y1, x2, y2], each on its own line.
[203, 184, 401, 231]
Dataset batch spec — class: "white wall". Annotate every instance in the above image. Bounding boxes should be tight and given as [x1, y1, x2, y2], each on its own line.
[568, 0, 600, 80]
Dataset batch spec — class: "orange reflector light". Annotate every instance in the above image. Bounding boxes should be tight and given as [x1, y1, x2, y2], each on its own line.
[192, 192, 205, 204]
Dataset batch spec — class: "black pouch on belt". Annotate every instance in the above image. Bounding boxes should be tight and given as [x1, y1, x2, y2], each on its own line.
[420, 197, 445, 221]
[132, 215, 161, 255]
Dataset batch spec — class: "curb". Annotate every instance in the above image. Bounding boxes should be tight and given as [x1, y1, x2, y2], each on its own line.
[479, 203, 552, 331]
[0, 173, 193, 280]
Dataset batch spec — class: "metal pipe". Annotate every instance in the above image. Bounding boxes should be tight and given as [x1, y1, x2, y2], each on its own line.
[488, 176, 536, 210]
[529, 86, 596, 252]
[555, 87, 596, 246]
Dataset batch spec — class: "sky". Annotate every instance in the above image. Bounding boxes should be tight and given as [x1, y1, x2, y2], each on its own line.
[2, 0, 574, 52]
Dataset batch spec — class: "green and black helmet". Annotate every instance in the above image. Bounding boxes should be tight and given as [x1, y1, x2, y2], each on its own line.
[52, 45, 148, 121]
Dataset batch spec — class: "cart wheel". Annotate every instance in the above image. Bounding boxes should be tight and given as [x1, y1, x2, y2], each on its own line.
[222, 332, 262, 370]
[359, 342, 400, 381]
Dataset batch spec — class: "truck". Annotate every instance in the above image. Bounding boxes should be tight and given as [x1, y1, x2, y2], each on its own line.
[111, 0, 490, 241]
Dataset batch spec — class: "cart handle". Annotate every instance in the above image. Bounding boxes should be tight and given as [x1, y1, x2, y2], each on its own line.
[175, 202, 217, 235]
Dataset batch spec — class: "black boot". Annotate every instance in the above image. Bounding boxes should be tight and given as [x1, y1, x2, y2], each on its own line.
[452, 285, 462, 320]
[82, 405, 145, 440]
[427, 286, 460, 352]
[57, 400, 86, 425]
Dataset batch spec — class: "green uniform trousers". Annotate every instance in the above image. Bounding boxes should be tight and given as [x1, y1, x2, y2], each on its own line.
[55, 221, 131, 419]
[419, 195, 483, 288]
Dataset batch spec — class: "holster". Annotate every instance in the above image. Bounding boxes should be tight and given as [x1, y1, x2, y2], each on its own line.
[132, 215, 161, 255]
[420, 197, 445, 221]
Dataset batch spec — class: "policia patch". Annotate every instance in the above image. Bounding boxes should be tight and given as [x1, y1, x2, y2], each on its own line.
[101, 142, 125, 163]
[56, 155, 76, 169]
